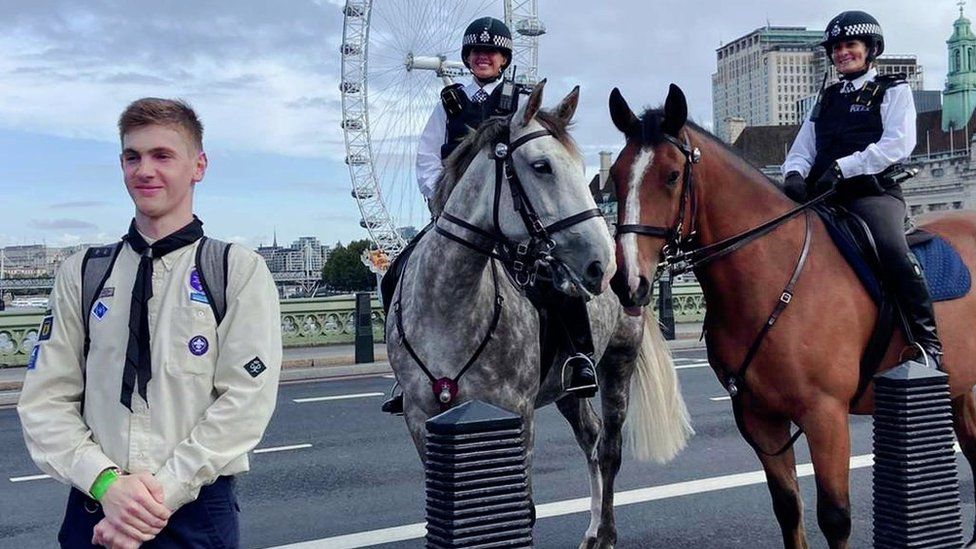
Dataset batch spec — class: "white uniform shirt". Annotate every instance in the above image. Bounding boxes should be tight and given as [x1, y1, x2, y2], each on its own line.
[783, 68, 917, 179]
[18, 238, 282, 511]
[416, 78, 500, 198]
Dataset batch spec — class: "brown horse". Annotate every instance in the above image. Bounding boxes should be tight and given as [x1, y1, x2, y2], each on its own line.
[606, 83, 976, 548]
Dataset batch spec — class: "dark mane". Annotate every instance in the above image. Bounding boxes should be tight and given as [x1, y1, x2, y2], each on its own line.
[636, 108, 778, 185]
[430, 109, 579, 216]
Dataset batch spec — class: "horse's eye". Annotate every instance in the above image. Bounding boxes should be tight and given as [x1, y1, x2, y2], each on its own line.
[531, 160, 552, 175]
[666, 171, 681, 185]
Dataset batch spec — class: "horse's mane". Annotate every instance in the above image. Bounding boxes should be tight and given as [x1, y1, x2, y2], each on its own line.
[637, 108, 780, 188]
[430, 109, 580, 216]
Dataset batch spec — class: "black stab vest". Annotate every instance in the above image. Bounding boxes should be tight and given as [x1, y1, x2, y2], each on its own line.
[808, 76, 906, 184]
[441, 85, 502, 160]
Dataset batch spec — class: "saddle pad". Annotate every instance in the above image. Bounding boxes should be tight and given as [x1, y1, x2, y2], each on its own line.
[912, 236, 971, 301]
[819, 208, 971, 303]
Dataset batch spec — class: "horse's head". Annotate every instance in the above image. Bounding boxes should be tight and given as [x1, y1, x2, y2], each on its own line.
[438, 80, 615, 298]
[607, 84, 695, 313]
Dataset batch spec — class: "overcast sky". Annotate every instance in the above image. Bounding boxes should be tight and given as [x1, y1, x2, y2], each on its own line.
[0, 0, 965, 249]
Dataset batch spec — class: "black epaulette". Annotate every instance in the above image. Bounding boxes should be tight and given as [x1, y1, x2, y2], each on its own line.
[854, 73, 907, 108]
[440, 84, 468, 118]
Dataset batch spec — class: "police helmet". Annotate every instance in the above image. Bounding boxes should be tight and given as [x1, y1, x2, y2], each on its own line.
[461, 17, 513, 70]
[821, 11, 885, 59]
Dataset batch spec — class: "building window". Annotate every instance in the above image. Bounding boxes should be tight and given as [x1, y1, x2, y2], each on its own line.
[932, 167, 945, 177]
[910, 205, 924, 215]
[954, 201, 964, 209]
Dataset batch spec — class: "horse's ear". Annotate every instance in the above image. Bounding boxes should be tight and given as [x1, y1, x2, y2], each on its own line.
[609, 88, 638, 136]
[661, 83, 687, 137]
[554, 85, 580, 123]
[518, 78, 546, 127]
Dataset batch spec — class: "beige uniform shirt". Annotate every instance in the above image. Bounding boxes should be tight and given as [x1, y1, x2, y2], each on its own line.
[17, 239, 282, 511]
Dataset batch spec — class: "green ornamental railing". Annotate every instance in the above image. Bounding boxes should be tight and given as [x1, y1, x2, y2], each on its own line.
[0, 285, 707, 367]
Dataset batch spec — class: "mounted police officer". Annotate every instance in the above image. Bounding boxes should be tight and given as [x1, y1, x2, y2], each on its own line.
[783, 11, 941, 368]
[381, 16, 598, 414]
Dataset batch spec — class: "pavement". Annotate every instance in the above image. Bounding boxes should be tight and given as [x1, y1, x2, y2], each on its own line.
[0, 322, 704, 407]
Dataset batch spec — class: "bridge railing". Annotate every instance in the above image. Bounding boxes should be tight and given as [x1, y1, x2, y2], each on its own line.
[0, 283, 707, 367]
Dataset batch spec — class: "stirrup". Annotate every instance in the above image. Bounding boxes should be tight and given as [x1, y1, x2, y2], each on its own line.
[561, 353, 598, 397]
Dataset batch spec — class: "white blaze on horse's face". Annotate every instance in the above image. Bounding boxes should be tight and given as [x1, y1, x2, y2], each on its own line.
[622, 147, 655, 296]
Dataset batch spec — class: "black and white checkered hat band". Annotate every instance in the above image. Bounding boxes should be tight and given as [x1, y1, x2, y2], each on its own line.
[463, 33, 513, 50]
[824, 23, 882, 41]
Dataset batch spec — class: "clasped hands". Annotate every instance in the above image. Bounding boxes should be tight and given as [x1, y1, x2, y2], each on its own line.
[92, 473, 171, 549]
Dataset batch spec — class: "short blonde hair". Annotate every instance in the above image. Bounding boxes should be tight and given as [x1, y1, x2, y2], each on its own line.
[118, 98, 204, 151]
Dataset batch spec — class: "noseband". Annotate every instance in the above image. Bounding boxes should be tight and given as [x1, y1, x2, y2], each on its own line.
[436, 127, 603, 286]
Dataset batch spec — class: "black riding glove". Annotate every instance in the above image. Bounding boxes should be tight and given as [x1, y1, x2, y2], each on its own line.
[812, 163, 843, 197]
[783, 171, 808, 202]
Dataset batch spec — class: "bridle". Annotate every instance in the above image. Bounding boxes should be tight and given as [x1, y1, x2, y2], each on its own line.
[396, 124, 602, 410]
[435, 127, 603, 287]
[615, 131, 832, 280]
[615, 132, 701, 279]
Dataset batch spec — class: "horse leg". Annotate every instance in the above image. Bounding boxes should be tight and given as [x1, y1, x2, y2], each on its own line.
[951, 391, 976, 548]
[555, 395, 606, 549]
[803, 403, 852, 549]
[740, 407, 808, 549]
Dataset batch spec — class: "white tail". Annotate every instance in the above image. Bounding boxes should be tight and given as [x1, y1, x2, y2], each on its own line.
[624, 312, 694, 463]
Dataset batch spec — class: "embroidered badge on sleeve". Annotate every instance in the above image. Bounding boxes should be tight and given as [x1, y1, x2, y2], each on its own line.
[243, 357, 267, 378]
[38, 316, 54, 341]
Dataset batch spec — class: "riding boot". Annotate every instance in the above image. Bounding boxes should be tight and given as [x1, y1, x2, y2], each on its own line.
[896, 252, 943, 370]
[559, 297, 599, 398]
[381, 394, 404, 415]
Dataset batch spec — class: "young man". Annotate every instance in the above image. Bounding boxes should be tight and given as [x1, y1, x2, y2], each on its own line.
[18, 98, 282, 548]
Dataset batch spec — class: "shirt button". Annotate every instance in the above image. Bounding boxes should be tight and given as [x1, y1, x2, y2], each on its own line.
[196, 310, 205, 318]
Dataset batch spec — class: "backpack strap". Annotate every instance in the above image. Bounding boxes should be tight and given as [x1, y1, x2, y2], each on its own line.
[194, 237, 232, 325]
[81, 242, 123, 359]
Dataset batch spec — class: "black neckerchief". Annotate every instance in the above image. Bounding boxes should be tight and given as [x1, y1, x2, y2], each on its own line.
[119, 216, 204, 410]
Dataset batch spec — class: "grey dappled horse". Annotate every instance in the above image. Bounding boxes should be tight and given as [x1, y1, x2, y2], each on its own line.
[386, 81, 694, 548]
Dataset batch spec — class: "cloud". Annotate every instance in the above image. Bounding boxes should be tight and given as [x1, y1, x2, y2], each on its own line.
[29, 218, 98, 230]
[49, 200, 108, 209]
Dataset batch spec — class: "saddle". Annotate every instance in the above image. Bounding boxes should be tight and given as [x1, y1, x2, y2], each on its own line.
[815, 205, 972, 404]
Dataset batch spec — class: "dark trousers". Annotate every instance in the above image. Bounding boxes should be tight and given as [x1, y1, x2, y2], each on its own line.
[845, 193, 942, 352]
[58, 476, 239, 549]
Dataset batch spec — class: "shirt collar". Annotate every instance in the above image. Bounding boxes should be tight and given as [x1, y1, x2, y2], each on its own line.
[841, 68, 877, 93]
[466, 78, 500, 95]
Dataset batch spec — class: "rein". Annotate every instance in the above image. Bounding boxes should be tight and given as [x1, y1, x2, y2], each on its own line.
[401, 126, 601, 409]
[616, 130, 837, 455]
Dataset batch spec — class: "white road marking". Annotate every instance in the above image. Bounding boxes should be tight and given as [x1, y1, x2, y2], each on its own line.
[381, 374, 395, 379]
[9, 474, 51, 483]
[269, 448, 965, 549]
[710, 396, 732, 402]
[293, 392, 384, 403]
[675, 362, 709, 370]
[253, 444, 312, 454]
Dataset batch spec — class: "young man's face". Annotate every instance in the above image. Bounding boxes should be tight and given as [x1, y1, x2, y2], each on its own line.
[120, 124, 206, 223]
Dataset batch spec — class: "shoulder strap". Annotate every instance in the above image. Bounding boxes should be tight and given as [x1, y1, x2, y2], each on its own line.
[81, 242, 123, 359]
[194, 237, 232, 325]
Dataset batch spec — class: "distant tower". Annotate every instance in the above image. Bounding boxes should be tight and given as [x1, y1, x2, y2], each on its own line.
[943, 0, 976, 130]
[273, 228, 278, 248]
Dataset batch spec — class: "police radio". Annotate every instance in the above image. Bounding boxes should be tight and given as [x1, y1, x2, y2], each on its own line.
[495, 66, 532, 116]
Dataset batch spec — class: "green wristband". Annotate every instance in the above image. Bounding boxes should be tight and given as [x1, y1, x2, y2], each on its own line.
[90, 468, 121, 501]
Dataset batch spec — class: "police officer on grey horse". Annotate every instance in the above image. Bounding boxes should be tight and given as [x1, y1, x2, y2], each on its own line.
[381, 16, 598, 414]
[783, 11, 941, 368]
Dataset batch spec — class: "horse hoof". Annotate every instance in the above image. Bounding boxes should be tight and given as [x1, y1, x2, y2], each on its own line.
[578, 538, 613, 549]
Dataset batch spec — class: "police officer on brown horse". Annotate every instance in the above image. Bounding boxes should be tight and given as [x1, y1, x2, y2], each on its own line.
[381, 16, 598, 413]
[783, 10, 941, 368]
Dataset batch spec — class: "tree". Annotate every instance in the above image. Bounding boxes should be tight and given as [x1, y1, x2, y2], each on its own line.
[321, 239, 374, 292]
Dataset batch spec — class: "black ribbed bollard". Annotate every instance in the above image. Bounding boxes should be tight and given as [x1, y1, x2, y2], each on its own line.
[354, 292, 374, 363]
[657, 272, 675, 340]
[424, 400, 533, 548]
[873, 359, 963, 548]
